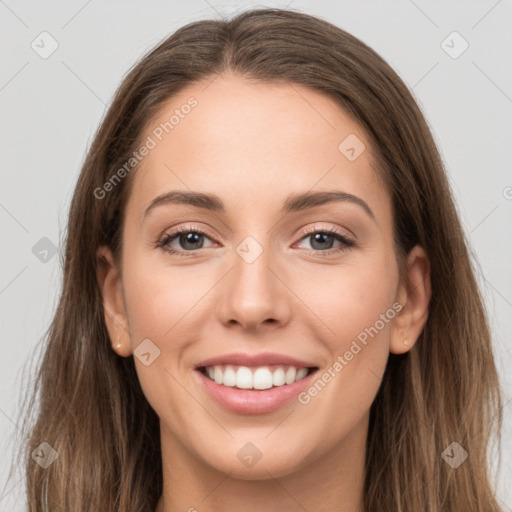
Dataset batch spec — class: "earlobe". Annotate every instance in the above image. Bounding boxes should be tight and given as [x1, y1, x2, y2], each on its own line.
[390, 244, 431, 355]
[96, 246, 132, 357]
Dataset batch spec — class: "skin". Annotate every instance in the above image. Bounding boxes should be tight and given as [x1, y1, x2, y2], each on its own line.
[97, 73, 431, 512]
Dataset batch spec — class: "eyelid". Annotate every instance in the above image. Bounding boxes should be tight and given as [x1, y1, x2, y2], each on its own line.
[156, 223, 217, 242]
[295, 223, 354, 242]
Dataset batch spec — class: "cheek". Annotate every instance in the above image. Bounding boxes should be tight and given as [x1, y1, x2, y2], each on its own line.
[295, 257, 397, 421]
[293, 253, 398, 352]
[120, 254, 204, 415]
[293, 261, 397, 429]
[122, 246, 211, 342]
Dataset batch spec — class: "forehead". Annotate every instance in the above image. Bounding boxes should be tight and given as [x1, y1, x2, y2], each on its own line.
[127, 73, 390, 223]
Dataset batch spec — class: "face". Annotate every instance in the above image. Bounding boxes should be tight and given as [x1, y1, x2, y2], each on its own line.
[98, 73, 430, 480]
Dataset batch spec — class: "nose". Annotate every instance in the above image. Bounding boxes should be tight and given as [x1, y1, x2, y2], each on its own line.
[217, 241, 292, 332]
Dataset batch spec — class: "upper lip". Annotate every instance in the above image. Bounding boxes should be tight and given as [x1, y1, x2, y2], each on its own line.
[195, 352, 318, 369]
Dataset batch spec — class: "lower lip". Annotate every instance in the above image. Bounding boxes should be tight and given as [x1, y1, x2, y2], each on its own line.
[195, 368, 318, 414]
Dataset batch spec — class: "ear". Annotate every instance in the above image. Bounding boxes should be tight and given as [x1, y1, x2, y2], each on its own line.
[390, 244, 431, 354]
[96, 245, 132, 357]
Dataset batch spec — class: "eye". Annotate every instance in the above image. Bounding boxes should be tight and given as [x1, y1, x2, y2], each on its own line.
[156, 225, 217, 257]
[294, 226, 356, 255]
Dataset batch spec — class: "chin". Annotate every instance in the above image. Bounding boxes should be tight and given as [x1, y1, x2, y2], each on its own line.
[195, 436, 316, 480]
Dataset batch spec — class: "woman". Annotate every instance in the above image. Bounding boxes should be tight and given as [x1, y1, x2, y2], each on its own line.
[18, 7, 503, 512]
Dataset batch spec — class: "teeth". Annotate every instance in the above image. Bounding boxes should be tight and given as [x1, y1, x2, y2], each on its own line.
[202, 364, 312, 390]
[272, 367, 286, 386]
[253, 367, 273, 390]
[223, 365, 236, 387]
[285, 367, 296, 384]
[296, 368, 308, 380]
[236, 366, 253, 389]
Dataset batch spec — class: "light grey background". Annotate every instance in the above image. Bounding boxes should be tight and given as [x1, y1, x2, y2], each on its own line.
[1, 1, 511, 510]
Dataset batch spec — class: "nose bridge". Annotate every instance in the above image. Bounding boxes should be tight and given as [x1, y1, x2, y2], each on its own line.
[217, 232, 291, 329]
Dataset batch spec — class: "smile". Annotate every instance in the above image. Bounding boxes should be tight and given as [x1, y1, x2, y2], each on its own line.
[199, 364, 316, 390]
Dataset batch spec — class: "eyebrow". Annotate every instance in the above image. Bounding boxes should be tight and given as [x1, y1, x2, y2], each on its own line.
[143, 190, 375, 220]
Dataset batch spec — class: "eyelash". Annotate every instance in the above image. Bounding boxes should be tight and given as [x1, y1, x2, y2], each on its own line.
[155, 224, 356, 258]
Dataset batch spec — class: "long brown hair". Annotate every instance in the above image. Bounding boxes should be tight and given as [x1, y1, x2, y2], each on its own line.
[14, 7, 503, 511]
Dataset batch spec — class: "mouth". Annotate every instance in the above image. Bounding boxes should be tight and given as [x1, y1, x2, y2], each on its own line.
[197, 364, 318, 391]
[193, 352, 320, 414]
